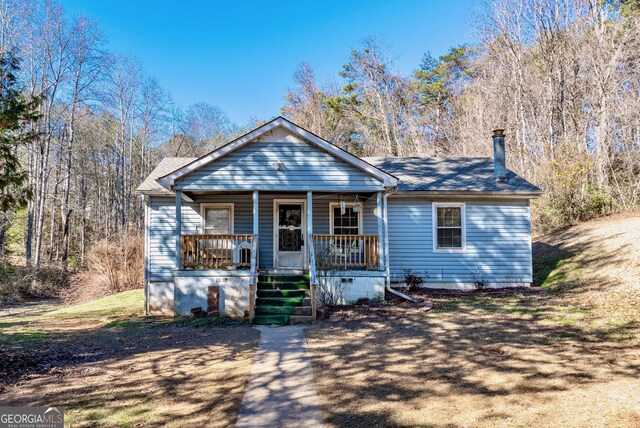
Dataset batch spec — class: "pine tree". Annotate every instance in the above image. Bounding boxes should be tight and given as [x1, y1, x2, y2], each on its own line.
[0, 51, 38, 212]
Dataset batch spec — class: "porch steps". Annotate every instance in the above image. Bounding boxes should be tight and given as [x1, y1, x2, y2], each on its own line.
[256, 289, 306, 298]
[253, 274, 312, 326]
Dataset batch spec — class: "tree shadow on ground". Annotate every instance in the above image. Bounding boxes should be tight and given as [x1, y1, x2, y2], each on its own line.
[305, 300, 640, 427]
[0, 319, 260, 428]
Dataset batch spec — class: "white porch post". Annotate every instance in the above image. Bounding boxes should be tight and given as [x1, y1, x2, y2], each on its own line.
[377, 192, 385, 270]
[307, 191, 313, 268]
[252, 190, 259, 236]
[175, 191, 182, 270]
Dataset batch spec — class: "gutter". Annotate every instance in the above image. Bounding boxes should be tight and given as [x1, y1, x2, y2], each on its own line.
[389, 190, 542, 199]
[383, 188, 416, 303]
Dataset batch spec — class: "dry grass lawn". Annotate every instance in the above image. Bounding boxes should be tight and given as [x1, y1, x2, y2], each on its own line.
[0, 290, 260, 427]
[306, 213, 640, 427]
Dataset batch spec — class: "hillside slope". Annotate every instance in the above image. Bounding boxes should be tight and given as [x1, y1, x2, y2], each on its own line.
[533, 212, 640, 326]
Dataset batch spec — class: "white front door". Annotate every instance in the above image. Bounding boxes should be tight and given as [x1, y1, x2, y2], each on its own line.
[274, 200, 306, 269]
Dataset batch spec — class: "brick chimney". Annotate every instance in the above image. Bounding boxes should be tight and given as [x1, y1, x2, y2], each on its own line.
[492, 129, 507, 183]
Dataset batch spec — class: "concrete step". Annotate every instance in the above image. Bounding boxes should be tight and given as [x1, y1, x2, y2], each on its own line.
[292, 306, 312, 316]
[289, 315, 313, 324]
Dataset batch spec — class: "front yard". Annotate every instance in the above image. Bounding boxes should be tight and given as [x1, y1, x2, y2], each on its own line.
[0, 290, 259, 427]
[306, 296, 640, 427]
[306, 214, 640, 427]
[2, 214, 638, 427]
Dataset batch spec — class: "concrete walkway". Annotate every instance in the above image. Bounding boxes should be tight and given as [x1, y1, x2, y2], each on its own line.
[236, 325, 323, 428]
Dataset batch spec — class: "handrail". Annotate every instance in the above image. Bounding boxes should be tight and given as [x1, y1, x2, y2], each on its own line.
[308, 236, 318, 320]
[248, 235, 258, 324]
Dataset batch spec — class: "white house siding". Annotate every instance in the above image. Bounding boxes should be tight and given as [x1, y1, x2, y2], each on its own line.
[173, 127, 385, 192]
[387, 197, 532, 286]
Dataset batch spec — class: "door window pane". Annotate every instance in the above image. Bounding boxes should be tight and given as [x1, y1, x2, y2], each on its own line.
[279, 205, 301, 227]
[278, 204, 302, 252]
[279, 229, 302, 251]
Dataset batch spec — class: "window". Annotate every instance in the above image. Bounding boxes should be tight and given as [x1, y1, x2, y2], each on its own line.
[200, 204, 234, 234]
[433, 203, 466, 252]
[330, 203, 362, 236]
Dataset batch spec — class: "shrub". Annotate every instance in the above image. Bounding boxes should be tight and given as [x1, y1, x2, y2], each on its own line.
[0, 264, 70, 304]
[471, 266, 487, 290]
[402, 268, 425, 292]
[63, 233, 144, 304]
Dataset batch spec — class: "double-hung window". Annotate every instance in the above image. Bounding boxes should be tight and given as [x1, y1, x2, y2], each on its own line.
[433, 203, 466, 252]
[330, 203, 362, 236]
[201, 203, 234, 234]
[329, 202, 363, 254]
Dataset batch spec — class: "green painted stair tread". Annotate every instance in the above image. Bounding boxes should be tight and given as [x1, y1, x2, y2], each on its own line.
[256, 305, 295, 315]
[254, 274, 311, 325]
[256, 297, 304, 306]
[258, 274, 310, 283]
[257, 281, 310, 290]
[257, 289, 307, 298]
[253, 314, 289, 325]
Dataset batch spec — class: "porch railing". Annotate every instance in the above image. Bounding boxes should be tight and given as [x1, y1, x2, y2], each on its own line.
[312, 234, 380, 270]
[308, 237, 318, 320]
[248, 236, 259, 324]
[181, 234, 254, 270]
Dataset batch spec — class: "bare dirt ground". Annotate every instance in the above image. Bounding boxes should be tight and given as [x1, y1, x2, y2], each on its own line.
[306, 213, 640, 427]
[0, 291, 260, 427]
[533, 211, 640, 325]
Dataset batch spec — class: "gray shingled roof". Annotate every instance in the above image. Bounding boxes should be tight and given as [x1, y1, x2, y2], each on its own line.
[137, 155, 541, 196]
[363, 157, 541, 194]
[136, 157, 196, 195]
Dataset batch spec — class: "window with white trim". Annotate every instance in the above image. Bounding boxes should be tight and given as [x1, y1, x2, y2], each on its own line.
[330, 203, 362, 236]
[433, 203, 466, 252]
[201, 204, 234, 234]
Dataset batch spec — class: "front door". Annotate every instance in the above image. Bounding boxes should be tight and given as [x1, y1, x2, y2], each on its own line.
[274, 200, 306, 269]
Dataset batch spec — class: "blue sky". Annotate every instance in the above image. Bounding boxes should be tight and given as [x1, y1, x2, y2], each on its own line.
[60, 0, 475, 124]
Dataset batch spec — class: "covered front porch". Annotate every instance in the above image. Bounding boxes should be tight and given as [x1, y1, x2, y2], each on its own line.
[172, 190, 389, 321]
[174, 190, 386, 272]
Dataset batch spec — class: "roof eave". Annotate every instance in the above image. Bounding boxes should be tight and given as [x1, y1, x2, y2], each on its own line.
[391, 190, 542, 199]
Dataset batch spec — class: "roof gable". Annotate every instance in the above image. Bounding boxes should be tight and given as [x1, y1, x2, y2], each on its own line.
[158, 117, 398, 188]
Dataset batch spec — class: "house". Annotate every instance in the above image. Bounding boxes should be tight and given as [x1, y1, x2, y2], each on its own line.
[136, 117, 541, 324]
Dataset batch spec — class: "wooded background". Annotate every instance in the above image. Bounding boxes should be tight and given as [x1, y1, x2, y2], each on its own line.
[0, 0, 638, 282]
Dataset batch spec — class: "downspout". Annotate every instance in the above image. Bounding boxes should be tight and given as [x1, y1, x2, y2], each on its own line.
[143, 195, 150, 315]
[383, 189, 416, 303]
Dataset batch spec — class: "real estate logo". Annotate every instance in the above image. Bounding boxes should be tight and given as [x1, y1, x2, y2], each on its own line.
[0, 407, 64, 428]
